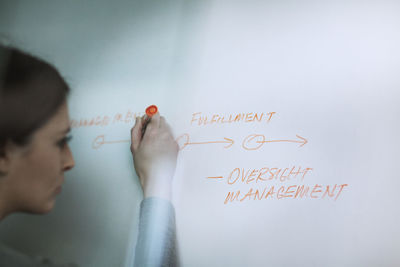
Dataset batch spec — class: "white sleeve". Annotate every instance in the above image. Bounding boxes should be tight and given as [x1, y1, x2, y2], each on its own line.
[134, 197, 178, 267]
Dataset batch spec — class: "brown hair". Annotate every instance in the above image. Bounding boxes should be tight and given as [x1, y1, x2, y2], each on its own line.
[0, 45, 69, 153]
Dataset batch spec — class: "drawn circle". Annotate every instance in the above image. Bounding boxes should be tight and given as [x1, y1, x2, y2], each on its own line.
[92, 135, 105, 149]
[175, 133, 190, 151]
[242, 134, 265, 150]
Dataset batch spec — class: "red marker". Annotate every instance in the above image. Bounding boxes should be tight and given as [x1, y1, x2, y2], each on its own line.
[141, 105, 158, 137]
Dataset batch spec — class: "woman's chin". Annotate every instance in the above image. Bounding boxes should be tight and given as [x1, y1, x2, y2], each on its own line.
[41, 201, 56, 214]
[28, 200, 56, 215]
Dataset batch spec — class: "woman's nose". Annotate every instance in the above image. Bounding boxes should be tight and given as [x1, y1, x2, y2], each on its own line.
[63, 144, 75, 172]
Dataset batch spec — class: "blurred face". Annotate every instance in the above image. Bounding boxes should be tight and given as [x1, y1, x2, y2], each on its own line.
[1, 102, 75, 215]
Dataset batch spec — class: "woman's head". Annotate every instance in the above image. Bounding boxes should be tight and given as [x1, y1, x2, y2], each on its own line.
[0, 45, 75, 218]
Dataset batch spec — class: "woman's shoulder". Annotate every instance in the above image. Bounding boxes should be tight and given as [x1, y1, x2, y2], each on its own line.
[0, 242, 78, 267]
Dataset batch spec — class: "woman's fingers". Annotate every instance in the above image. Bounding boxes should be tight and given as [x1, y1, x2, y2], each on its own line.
[130, 117, 143, 153]
[145, 112, 160, 134]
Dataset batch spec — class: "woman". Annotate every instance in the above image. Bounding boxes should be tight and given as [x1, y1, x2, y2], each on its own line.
[0, 45, 179, 266]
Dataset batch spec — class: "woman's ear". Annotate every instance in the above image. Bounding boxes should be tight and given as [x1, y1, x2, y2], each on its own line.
[0, 159, 9, 176]
[0, 143, 11, 176]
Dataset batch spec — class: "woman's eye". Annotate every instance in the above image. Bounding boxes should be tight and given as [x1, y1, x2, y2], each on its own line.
[57, 135, 73, 148]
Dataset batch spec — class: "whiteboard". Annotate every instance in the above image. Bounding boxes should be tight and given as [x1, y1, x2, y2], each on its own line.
[0, 1, 399, 267]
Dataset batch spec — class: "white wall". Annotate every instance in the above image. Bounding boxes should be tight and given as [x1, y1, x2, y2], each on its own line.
[1, 1, 399, 266]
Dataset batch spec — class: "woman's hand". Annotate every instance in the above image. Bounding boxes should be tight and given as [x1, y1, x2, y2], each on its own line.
[130, 113, 179, 200]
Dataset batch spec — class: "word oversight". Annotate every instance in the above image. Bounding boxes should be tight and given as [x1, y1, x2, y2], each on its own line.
[226, 166, 313, 184]
[191, 111, 276, 126]
[224, 184, 349, 204]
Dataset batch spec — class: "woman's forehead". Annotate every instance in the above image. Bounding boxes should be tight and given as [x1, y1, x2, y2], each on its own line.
[36, 103, 70, 138]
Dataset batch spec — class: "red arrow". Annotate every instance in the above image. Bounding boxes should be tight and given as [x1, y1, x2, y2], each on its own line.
[176, 133, 234, 150]
[257, 134, 308, 147]
[186, 137, 234, 148]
